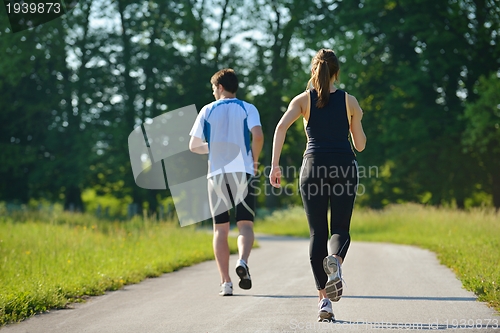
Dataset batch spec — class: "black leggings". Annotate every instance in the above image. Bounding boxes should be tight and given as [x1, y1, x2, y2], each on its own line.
[299, 153, 358, 290]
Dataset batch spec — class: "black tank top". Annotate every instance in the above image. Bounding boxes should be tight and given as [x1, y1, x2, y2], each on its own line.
[304, 89, 354, 156]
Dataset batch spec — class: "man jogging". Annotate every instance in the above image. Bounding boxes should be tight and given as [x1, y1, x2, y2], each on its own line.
[189, 68, 264, 296]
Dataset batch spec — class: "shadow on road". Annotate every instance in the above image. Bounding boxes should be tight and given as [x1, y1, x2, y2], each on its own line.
[232, 294, 317, 298]
[342, 295, 477, 302]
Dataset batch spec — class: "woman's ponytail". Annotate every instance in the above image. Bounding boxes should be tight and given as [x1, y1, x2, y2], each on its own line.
[308, 49, 340, 108]
[312, 60, 331, 108]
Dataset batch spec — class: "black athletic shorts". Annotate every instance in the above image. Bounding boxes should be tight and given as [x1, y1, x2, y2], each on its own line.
[208, 172, 256, 224]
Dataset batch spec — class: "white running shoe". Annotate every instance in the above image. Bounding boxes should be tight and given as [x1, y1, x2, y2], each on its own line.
[235, 259, 252, 290]
[323, 255, 343, 302]
[219, 282, 233, 296]
[317, 298, 334, 322]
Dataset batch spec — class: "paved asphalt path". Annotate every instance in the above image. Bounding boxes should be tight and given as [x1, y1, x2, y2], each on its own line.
[2, 235, 499, 333]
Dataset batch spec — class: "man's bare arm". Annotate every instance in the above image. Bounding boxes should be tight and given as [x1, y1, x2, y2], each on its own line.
[189, 136, 208, 154]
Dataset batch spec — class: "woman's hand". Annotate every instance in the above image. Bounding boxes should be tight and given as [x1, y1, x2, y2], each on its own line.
[269, 92, 305, 189]
[270, 166, 282, 188]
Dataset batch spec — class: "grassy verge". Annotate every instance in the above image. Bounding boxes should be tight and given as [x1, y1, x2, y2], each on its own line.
[255, 203, 500, 312]
[0, 212, 237, 326]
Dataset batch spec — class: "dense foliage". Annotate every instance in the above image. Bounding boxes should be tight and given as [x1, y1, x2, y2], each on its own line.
[1, 0, 499, 213]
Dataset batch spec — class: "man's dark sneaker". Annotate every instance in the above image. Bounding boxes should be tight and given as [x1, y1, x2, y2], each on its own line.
[235, 259, 252, 290]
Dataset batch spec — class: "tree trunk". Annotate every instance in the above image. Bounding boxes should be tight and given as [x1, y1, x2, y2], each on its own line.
[261, 2, 297, 209]
[492, 172, 500, 211]
[117, 0, 143, 209]
[64, 185, 83, 212]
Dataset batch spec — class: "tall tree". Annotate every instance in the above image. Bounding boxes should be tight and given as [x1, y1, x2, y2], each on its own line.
[332, 0, 500, 207]
[0, 9, 75, 205]
[241, 0, 340, 207]
[462, 73, 500, 209]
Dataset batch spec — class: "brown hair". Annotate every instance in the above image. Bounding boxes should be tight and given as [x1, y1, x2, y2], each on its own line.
[307, 49, 340, 108]
[210, 68, 239, 93]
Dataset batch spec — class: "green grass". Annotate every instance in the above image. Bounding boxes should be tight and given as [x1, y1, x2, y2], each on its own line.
[255, 203, 500, 312]
[2, 204, 498, 325]
[0, 212, 237, 326]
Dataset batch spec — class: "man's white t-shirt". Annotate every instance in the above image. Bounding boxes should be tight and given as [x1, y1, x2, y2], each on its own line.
[189, 98, 261, 178]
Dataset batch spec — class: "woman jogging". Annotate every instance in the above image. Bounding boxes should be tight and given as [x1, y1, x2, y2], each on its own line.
[269, 49, 366, 322]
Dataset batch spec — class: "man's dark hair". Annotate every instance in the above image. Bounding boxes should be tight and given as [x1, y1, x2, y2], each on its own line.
[210, 68, 239, 93]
